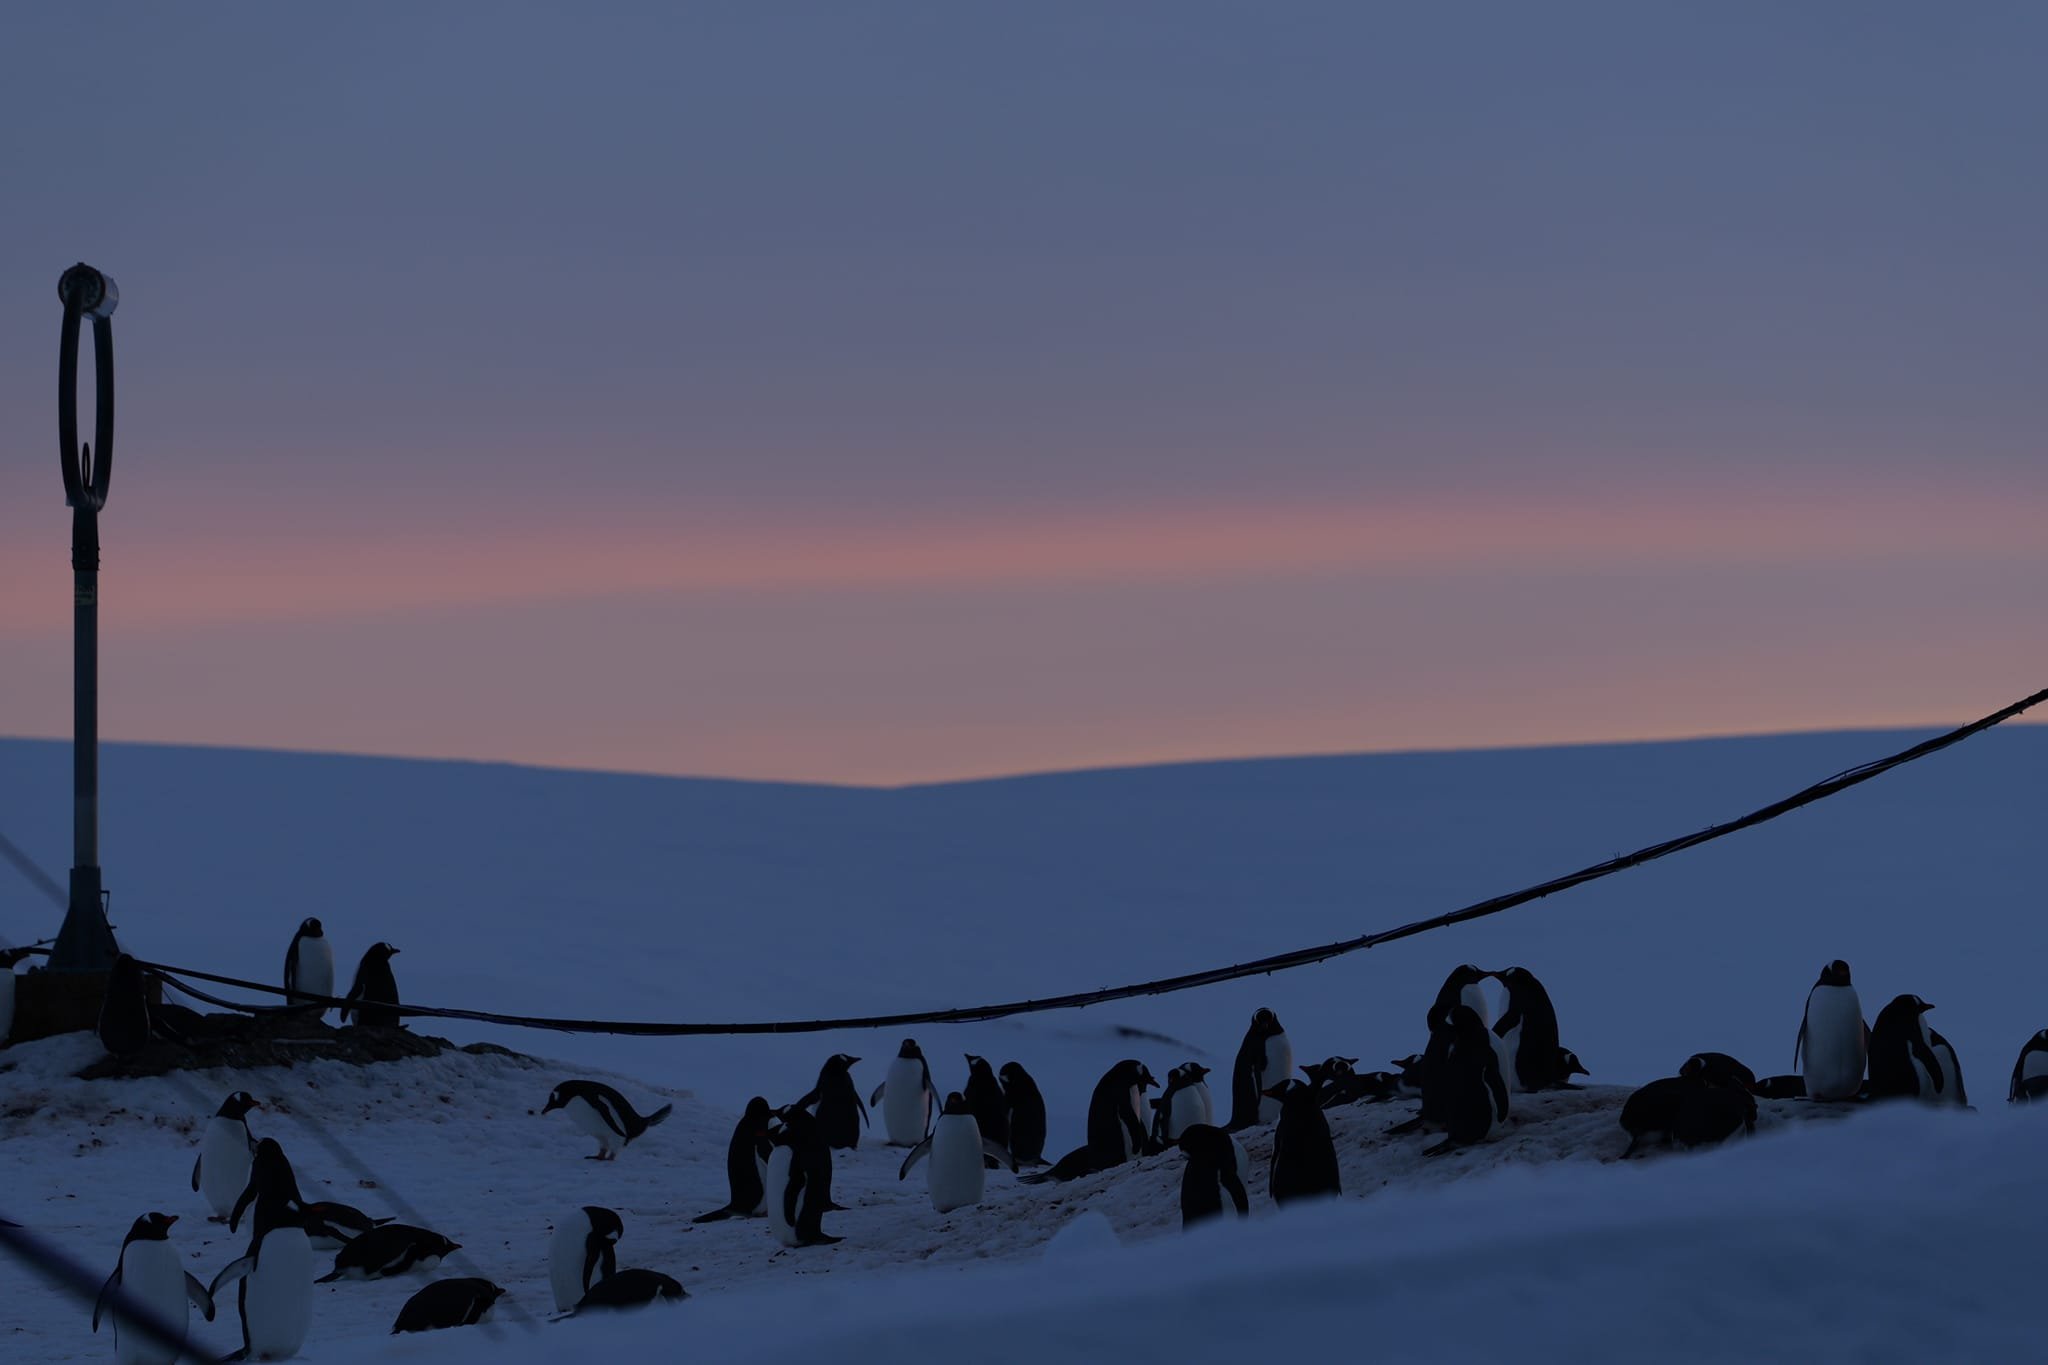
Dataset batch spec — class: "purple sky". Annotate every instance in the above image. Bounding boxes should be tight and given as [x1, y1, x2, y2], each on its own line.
[3, 4, 2044, 782]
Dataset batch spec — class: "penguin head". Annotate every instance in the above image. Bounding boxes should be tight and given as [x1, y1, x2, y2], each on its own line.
[1818, 960, 1853, 988]
[1556, 1048, 1590, 1079]
[1116, 1060, 1157, 1090]
[423, 1232, 462, 1258]
[1391, 1052, 1425, 1074]
[217, 1091, 262, 1120]
[1249, 1007, 1282, 1036]
[583, 1206, 624, 1243]
[366, 942, 400, 961]
[826, 1053, 859, 1074]
[1175, 1123, 1230, 1162]
[965, 1053, 991, 1075]
[1185, 1063, 1210, 1082]
[541, 1084, 572, 1114]
[940, 1091, 972, 1115]
[1901, 995, 1935, 1014]
[1681, 1052, 1756, 1092]
[741, 1096, 774, 1129]
[125, 1212, 178, 1245]
[298, 917, 323, 937]
[1321, 1056, 1358, 1078]
[2031, 1030, 2048, 1050]
[1261, 1078, 1310, 1103]
[998, 1061, 1033, 1091]
[896, 1039, 922, 1059]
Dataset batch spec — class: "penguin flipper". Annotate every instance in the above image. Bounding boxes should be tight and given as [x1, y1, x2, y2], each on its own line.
[185, 1271, 217, 1321]
[217, 1349, 250, 1363]
[191, 1153, 202, 1192]
[1794, 1011, 1808, 1071]
[868, 1082, 886, 1107]
[1223, 1174, 1250, 1216]
[981, 1138, 1017, 1173]
[897, 1137, 933, 1182]
[92, 1267, 119, 1331]
[1421, 1136, 1458, 1158]
[644, 1103, 673, 1129]
[207, 1255, 255, 1299]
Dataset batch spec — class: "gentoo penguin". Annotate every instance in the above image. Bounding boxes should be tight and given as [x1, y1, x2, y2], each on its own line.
[192, 1092, 261, 1222]
[1266, 1079, 1342, 1202]
[899, 1092, 1016, 1213]
[1928, 1023, 1968, 1107]
[1435, 964, 1495, 1028]
[692, 1098, 775, 1222]
[392, 1277, 505, 1333]
[766, 1104, 841, 1247]
[300, 1200, 393, 1253]
[209, 1141, 313, 1364]
[2009, 1029, 2048, 1103]
[1492, 967, 1565, 1091]
[1390, 1053, 1427, 1097]
[93, 1213, 214, 1365]
[98, 954, 153, 1058]
[1301, 1057, 1364, 1107]
[338, 942, 402, 1029]
[962, 1054, 1010, 1167]
[1794, 959, 1866, 1100]
[572, 1268, 686, 1312]
[549, 1206, 622, 1313]
[282, 917, 334, 1012]
[869, 1039, 938, 1147]
[794, 1053, 867, 1151]
[1673, 1081, 1757, 1148]
[541, 1080, 674, 1160]
[1226, 1008, 1293, 1130]
[999, 1061, 1048, 1166]
[1555, 1048, 1591, 1085]
[1176, 1123, 1250, 1228]
[1621, 1063, 1756, 1157]
[1681, 1053, 1758, 1093]
[228, 1139, 302, 1236]
[1152, 1063, 1216, 1145]
[315, 1223, 461, 1282]
[0, 944, 34, 1043]
[1397, 965, 1495, 1120]
[1417, 1005, 1510, 1157]
[1868, 994, 1949, 1103]
[1021, 1060, 1157, 1184]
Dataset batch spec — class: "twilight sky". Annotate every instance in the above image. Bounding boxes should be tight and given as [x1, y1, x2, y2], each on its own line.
[2, 3, 2044, 784]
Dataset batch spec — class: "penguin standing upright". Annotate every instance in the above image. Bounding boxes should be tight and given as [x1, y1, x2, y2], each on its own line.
[793, 1053, 867, 1151]
[283, 917, 334, 1012]
[1417, 1005, 1510, 1157]
[93, 1213, 215, 1365]
[869, 1040, 937, 1147]
[541, 1080, 673, 1160]
[1226, 1008, 1292, 1129]
[999, 1061, 1048, 1167]
[1266, 1079, 1342, 1203]
[962, 1054, 1009, 1167]
[1020, 1060, 1156, 1183]
[0, 945, 34, 1044]
[209, 1141, 313, 1364]
[1868, 994, 1947, 1102]
[339, 942, 402, 1029]
[1152, 1063, 1215, 1145]
[1795, 960, 1866, 1101]
[549, 1207, 622, 1314]
[898, 1093, 1016, 1213]
[98, 954, 153, 1058]
[2009, 1030, 2048, 1103]
[1175, 1124, 1250, 1229]
[692, 1098, 775, 1222]
[1491, 967, 1564, 1092]
[192, 1092, 261, 1222]
[766, 1105, 841, 1247]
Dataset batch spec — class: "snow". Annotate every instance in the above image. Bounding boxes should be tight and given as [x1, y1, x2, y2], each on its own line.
[2, 726, 2045, 1360]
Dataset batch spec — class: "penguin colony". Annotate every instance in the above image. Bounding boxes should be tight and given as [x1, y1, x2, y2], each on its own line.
[14, 927, 2044, 1360]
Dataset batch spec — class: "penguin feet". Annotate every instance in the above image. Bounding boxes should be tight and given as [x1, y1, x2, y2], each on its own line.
[1420, 1137, 1460, 1158]
[1384, 1117, 1424, 1136]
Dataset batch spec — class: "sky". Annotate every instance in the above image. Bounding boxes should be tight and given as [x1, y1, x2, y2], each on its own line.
[1, 2, 2044, 785]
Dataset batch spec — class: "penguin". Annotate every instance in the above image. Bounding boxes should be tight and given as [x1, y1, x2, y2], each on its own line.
[1176, 1123, 1249, 1229]
[868, 1039, 938, 1147]
[1266, 1079, 1342, 1202]
[1794, 959, 1867, 1101]
[2009, 1029, 2048, 1103]
[899, 1092, 1017, 1213]
[338, 942, 401, 1029]
[1434, 963, 1495, 1028]
[98, 954, 153, 1058]
[766, 1104, 840, 1247]
[999, 1061, 1048, 1167]
[572, 1269, 686, 1312]
[1928, 1024, 1968, 1108]
[0, 944, 34, 1044]
[315, 1223, 461, 1282]
[962, 1054, 1010, 1167]
[541, 1079, 674, 1160]
[93, 1213, 214, 1365]
[550, 1206, 622, 1313]
[1673, 1080, 1757, 1149]
[299, 1200, 394, 1253]
[692, 1098, 775, 1222]
[192, 1092, 261, 1222]
[1754, 1075, 1807, 1100]
[208, 1143, 313, 1364]
[1680, 1053, 1758, 1093]
[1869, 994, 1950, 1103]
[1417, 1005, 1510, 1157]
[282, 917, 334, 1012]
[1619, 1076, 1693, 1157]
[1622, 1065, 1756, 1157]
[1392, 965, 1496, 1128]
[794, 1053, 867, 1151]
[1301, 1057, 1365, 1107]
[1554, 1048, 1591, 1085]
[1390, 1053, 1428, 1097]
[1226, 1008, 1293, 1130]
[1151, 1062, 1216, 1145]
[1491, 966, 1565, 1092]
[392, 1277, 505, 1333]
[1021, 1060, 1157, 1183]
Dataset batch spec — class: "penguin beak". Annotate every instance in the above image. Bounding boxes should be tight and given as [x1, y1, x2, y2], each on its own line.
[1262, 1084, 1286, 1099]
[162, 1215, 178, 1228]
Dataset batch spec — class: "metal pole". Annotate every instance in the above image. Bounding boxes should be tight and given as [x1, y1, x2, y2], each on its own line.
[49, 263, 119, 972]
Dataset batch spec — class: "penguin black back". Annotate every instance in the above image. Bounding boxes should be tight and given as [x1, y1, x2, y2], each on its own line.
[795, 1054, 866, 1150]
[963, 1054, 1008, 1164]
[1421, 1004, 1510, 1155]
[574, 1268, 686, 1312]
[1025, 1060, 1156, 1183]
[2010, 1029, 2048, 1103]
[1492, 966, 1564, 1090]
[1868, 994, 1941, 1100]
[693, 1098, 775, 1222]
[999, 1061, 1048, 1166]
[340, 942, 402, 1028]
[772, 1104, 841, 1245]
[392, 1277, 505, 1333]
[1176, 1123, 1249, 1228]
[231, 1139, 305, 1234]
[1226, 1008, 1286, 1131]
[97, 954, 152, 1057]
[1266, 1079, 1341, 1202]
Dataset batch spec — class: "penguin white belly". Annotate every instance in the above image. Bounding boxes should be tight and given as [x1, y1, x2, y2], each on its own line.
[880, 1057, 930, 1146]
[1801, 987, 1866, 1100]
[926, 1114, 988, 1213]
[752, 1153, 770, 1215]
[114, 1241, 186, 1365]
[564, 1097, 621, 1156]
[199, 1118, 253, 1219]
[0, 969, 15, 1044]
[293, 940, 334, 1005]
[547, 1219, 588, 1312]
[1167, 1084, 1210, 1141]
[1460, 982, 1494, 1029]
[243, 1227, 313, 1360]
[1257, 1034, 1295, 1124]
[1123, 1087, 1146, 1158]
[1493, 1024, 1523, 1093]
[765, 1146, 799, 1247]
[1229, 1136, 1250, 1184]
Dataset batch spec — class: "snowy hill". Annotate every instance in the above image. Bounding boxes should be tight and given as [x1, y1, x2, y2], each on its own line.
[2, 726, 2045, 1361]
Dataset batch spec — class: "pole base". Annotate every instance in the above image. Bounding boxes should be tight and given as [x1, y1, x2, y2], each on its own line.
[47, 865, 118, 972]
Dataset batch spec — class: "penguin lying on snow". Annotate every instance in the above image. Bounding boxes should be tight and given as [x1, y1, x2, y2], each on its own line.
[542, 1080, 673, 1160]
[1868, 995, 1968, 1106]
[339, 942, 403, 1029]
[393, 1277, 505, 1334]
[1620, 1064, 1757, 1157]
[1000, 1061, 1049, 1167]
[1226, 1008, 1293, 1130]
[1681, 1053, 1757, 1092]
[1752, 1074, 1806, 1100]
[1795, 959, 1867, 1101]
[300, 1200, 395, 1253]
[94, 1213, 215, 1365]
[693, 1098, 775, 1222]
[1176, 1124, 1249, 1228]
[870, 1039, 938, 1147]
[2010, 1030, 2048, 1103]
[315, 1223, 461, 1282]
[1020, 1060, 1158, 1184]
[898, 1093, 1017, 1213]
[550, 1206, 623, 1313]
[571, 1268, 687, 1313]
[795, 1053, 868, 1151]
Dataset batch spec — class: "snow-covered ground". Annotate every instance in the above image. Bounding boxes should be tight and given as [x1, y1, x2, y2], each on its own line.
[2, 726, 2044, 1360]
